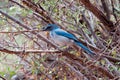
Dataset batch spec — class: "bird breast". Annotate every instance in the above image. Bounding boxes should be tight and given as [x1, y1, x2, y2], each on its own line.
[50, 32, 74, 46]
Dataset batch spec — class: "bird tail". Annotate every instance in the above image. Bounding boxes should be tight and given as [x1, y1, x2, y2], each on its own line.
[74, 41, 95, 55]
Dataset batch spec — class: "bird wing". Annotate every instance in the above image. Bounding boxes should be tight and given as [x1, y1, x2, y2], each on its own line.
[54, 29, 78, 41]
[53, 29, 95, 55]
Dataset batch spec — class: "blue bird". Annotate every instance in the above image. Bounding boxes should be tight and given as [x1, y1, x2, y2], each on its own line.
[42, 24, 95, 55]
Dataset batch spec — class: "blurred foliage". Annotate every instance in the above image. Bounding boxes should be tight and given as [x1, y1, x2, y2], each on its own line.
[0, 0, 120, 80]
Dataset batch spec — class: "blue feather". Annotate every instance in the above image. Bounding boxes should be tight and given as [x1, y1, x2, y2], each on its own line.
[75, 41, 95, 55]
[54, 29, 78, 41]
[43, 24, 95, 55]
[54, 29, 95, 55]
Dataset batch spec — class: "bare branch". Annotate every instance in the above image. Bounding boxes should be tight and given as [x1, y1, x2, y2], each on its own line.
[0, 75, 6, 80]
[0, 30, 41, 34]
[78, 0, 114, 31]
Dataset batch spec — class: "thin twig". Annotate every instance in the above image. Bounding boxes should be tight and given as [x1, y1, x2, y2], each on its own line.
[0, 47, 60, 54]
[0, 75, 6, 80]
[61, 60, 88, 80]
[0, 30, 41, 34]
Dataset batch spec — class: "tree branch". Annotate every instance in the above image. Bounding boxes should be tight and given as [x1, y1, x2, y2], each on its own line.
[0, 48, 60, 54]
[0, 9, 57, 49]
[78, 0, 114, 31]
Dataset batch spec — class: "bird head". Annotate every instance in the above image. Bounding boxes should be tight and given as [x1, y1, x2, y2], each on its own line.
[42, 24, 60, 31]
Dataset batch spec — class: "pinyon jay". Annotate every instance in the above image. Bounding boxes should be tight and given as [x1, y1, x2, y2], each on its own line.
[42, 24, 95, 55]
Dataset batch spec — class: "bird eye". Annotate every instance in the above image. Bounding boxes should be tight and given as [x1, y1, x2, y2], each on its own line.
[47, 26, 51, 29]
[42, 25, 52, 31]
